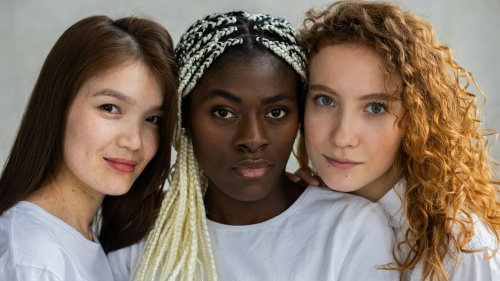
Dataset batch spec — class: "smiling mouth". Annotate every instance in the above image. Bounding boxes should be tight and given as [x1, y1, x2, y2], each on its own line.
[233, 167, 270, 179]
[105, 158, 136, 173]
[324, 156, 360, 170]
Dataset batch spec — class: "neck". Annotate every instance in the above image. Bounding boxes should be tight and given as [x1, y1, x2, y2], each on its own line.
[27, 173, 104, 241]
[205, 175, 305, 225]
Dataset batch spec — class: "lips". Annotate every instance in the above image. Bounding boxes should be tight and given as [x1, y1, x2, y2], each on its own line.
[324, 155, 361, 170]
[105, 157, 137, 173]
[232, 159, 272, 179]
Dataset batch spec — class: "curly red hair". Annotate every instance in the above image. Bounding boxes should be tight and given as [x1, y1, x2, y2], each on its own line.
[296, 1, 500, 280]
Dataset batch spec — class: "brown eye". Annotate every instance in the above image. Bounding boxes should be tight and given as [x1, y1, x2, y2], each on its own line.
[265, 109, 286, 119]
[212, 108, 236, 119]
[100, 104, 119, 113]
[146, 116, 161, 125]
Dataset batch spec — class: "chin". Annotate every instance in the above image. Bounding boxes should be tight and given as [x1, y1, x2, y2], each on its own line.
[102, 183, 134, 196]
[322, 178, 360, 194]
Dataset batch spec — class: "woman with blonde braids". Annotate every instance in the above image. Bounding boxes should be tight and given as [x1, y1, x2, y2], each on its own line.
[108, 10, 398, 281]
[291, 1, 500, 280]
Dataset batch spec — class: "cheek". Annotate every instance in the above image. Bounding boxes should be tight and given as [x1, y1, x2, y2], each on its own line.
[64, 116, 102, 156]
[304, 110, 329, 148]
[365, 125, 402, 157]
[279, 123, 299, 149]
[143, 129, 160, 161]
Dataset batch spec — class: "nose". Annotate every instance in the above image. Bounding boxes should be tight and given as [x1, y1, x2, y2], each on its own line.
[117, 121, 142, 151]
[235, 115, 269, 153]
[330, 110, 359, 148]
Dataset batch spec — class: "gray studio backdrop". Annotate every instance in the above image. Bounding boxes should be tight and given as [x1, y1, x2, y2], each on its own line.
[1, 0, 499, 173]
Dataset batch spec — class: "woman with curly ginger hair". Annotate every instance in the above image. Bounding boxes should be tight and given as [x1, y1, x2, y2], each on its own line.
[292, 1, 500, 280]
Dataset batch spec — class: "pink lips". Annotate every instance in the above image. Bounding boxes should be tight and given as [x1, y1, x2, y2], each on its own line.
[324, 156, 360, 170]
[105, 157, 137, 173]
[233, 159, 272, 179]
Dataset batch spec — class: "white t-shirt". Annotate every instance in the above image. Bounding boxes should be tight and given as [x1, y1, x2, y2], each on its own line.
[0, 201, 114, 281]
[108, 185, 399, 280]
[378, 178, 500, 280]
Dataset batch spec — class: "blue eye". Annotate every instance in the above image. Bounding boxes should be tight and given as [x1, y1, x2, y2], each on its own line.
[100, 104, 119, 114]
[213, 109, 236, 119]
[265, 109, 286, 119]
[314, 95, 335, 107]
[366, 103, 387, 114]
[146, 116, 161, 125]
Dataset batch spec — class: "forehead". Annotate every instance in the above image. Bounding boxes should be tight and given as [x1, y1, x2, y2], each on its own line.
[309, 44, 402, 96]
[189, 52, 299, 101]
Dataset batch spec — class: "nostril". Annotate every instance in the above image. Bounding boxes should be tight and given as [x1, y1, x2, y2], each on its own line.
[236, 143, 268, 153]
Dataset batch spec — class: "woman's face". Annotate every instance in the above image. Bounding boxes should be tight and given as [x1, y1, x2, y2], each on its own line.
[60, 61, 164, 198]
[187, 53, 299, 203]
[304, 43, 404, 201]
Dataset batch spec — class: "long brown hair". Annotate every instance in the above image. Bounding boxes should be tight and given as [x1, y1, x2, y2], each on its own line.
[0, 15, 178, 253]
[297, 1, 500, 280]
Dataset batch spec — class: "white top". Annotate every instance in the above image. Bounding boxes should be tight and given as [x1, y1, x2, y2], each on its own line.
[108, 185, 398, 280]
[0, 201, 114, 281]
[378, 178, 500, 280]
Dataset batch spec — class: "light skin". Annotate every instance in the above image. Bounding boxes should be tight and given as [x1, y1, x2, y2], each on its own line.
[304, 43, 404, 202]
[187, 52, 305, 225]
[29, 61, 163, 239]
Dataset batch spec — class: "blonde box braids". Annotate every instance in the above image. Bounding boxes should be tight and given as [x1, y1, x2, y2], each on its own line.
[135, 11, 307, 281]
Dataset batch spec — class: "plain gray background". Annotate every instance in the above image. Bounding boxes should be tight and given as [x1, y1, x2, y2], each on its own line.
[1, 0, 499, 172]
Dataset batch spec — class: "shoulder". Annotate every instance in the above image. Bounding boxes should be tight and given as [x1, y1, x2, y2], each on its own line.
[304, 185, 388, 218]
[108, 239, 146, 281]
[0, 220, 70, 280]
[411, 220, 500, 281]
[1, 202, 63, 260]
[305, 185, 387, 213]
[1, 203, 78, 279]
[466, 215, 498, 251]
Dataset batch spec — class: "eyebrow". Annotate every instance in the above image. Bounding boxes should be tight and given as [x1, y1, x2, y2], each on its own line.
[92, 89, 163, 111]
[262, 93, 296, 105]
[204, 90, 242, 103]
[203, 90, 295, 105]
[358, 93, 393, 101]
[310, 84, 394, 101]
[309, 84, 339, 98]
[92, 89, 134, 104]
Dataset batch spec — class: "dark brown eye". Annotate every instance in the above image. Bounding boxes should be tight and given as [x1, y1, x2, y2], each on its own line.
[100, 104, 119, 113]
[265, 109, 286, 119]
[146, 116, 161, 125]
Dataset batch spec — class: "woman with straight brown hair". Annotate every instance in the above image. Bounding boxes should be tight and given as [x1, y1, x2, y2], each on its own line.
[0, 15, 177, 280]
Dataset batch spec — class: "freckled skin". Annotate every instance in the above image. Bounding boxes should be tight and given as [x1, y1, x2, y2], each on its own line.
[305, 44, 404, 201]
[28, 61, 164, 238]
[61, 62, 163, 199]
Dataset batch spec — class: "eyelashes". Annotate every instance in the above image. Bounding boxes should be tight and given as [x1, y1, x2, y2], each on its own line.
[145, 115, 162, 125]
[211, 107, 289, 120]
[100, 104, 162, 126]
[365, 102, 388, 115]
[212, 108, 236, 119]
[313, 95, 335, 107]
[311, 94, 389, 115]
[100, 104, 119, 114]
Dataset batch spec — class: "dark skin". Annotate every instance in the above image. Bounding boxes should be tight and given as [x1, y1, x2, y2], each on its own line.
[186, 51, 305, 225]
